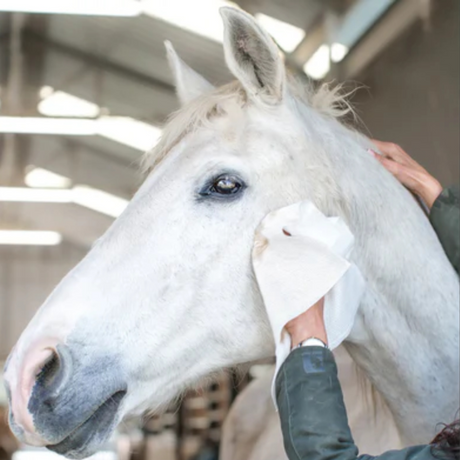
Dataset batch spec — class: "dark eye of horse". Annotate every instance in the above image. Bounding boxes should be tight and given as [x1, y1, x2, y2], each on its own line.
[211, 175, 242, 195]
[198, 173, 246, 200]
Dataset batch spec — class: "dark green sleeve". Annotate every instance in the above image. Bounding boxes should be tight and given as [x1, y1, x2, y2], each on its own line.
[275, 347, 435, 460]
[429, 186, 460, 274]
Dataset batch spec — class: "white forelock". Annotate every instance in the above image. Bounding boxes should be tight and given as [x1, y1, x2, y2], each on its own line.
[142, 77, 356, 173]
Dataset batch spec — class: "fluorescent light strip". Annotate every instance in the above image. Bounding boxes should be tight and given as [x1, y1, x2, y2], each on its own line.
[0, 187, 128, 218]
[97, 117, 162, 152]
[0, 117, 97, 135]
[72, 186, 128, 218]
[0, 187, 72, 203]
[0, 116, 161, 151]
[0, 230, 62, 246]
[25, 168, 72, 189]
[38, 89, 100, 118]
[0, 0, 142, 16]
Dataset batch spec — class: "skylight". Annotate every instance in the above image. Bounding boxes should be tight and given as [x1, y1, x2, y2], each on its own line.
[303, 44, 330, 80]
[255, 13, 305, 53]
[142, 0, 234, 42]
[331, 43, 349, 63]
[302, 42, 350, 80]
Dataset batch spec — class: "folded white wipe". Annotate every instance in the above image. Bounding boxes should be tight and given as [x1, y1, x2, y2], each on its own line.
[252, 201, 365, 406]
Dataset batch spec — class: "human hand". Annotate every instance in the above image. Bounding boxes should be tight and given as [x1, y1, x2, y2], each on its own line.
[370, 140, 442, 209]
[285, 297, 327, 348]
[252, 201, 363, 353]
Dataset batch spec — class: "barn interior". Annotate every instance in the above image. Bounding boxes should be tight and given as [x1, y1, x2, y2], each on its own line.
[0, 1, 459, 459]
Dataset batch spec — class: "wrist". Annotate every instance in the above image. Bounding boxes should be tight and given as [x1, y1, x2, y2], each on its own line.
[288, 311, 328, 347]
[417, 176, 442, 209]
[291, 328, 328, 348]
[285, 299, 327, 348]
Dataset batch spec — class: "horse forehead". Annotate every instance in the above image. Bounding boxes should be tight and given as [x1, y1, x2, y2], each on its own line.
[218, 117, 294, 156]
[200, 102, 288, 146]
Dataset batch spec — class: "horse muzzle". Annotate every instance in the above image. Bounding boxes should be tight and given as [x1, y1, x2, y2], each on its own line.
[4, 341, 127, 459]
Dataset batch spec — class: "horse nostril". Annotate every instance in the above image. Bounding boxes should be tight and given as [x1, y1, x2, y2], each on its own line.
[35, 350, 60, 388]
[31, 345, 72, 399]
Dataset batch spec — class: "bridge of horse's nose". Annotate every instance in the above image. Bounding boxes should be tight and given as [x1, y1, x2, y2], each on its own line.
[11, 342, 72, 440]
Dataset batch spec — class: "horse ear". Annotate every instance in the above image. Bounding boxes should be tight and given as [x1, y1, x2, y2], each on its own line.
[220, 7, 285, 105]
[165, 41, 215, 105]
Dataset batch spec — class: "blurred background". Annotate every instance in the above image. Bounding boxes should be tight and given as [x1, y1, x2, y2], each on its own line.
[0, 0, 459, 459]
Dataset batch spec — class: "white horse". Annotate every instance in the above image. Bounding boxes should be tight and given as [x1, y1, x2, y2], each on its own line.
[4, 7, 459, 460]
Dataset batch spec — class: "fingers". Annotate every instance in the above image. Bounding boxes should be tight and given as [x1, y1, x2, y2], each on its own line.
[373, 153, 417, 188]
[371, 139, 412, 164]
[372, 152, 400, 174]
[372, 152, 440, 202]
[371, 146, 442, 207]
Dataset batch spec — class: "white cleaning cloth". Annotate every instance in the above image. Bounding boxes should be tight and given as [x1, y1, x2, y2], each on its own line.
[252, 201, 365, 406]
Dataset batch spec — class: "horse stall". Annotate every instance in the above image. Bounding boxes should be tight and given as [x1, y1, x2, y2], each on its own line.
[0, 1, 458, 460]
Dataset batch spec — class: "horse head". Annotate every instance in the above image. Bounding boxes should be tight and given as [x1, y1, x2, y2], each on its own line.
[4, 7, 373, 458]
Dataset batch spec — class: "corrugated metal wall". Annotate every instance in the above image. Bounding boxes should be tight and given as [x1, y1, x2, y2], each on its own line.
[0, 242, 86, 359]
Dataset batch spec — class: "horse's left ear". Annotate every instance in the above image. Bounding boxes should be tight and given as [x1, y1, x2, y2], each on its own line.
[165, 41, 215, 105]
[220, 7, 285, 105]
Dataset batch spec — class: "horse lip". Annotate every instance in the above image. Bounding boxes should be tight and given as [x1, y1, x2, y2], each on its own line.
[46, 390, 126, 459]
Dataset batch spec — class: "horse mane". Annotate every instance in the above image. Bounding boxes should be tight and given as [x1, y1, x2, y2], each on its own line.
[141, 76, 356, 173]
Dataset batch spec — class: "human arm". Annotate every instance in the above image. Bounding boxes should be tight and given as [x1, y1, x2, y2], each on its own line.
[251, 200, 437, 460]
[279, 301, 361, 460]
[275, 345, 435, 460]
[429, 186, 460, 274]
[277, 303, 435, 460]
[370, 140, 459, 273]
[369, 140, 442, 209]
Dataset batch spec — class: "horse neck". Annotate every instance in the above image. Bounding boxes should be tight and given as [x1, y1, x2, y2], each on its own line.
[318, 126, 460, 443]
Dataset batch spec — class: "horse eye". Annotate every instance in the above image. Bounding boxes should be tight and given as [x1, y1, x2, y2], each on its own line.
[198, 174, 245, 200]
[211, 175, 243, 195]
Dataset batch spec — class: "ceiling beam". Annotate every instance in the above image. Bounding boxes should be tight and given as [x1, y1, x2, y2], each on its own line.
[1, 201, 112, 248]
[63, 138, 138, 169]
[23, 31, 176, 95]
[26, 136, 140, 197]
